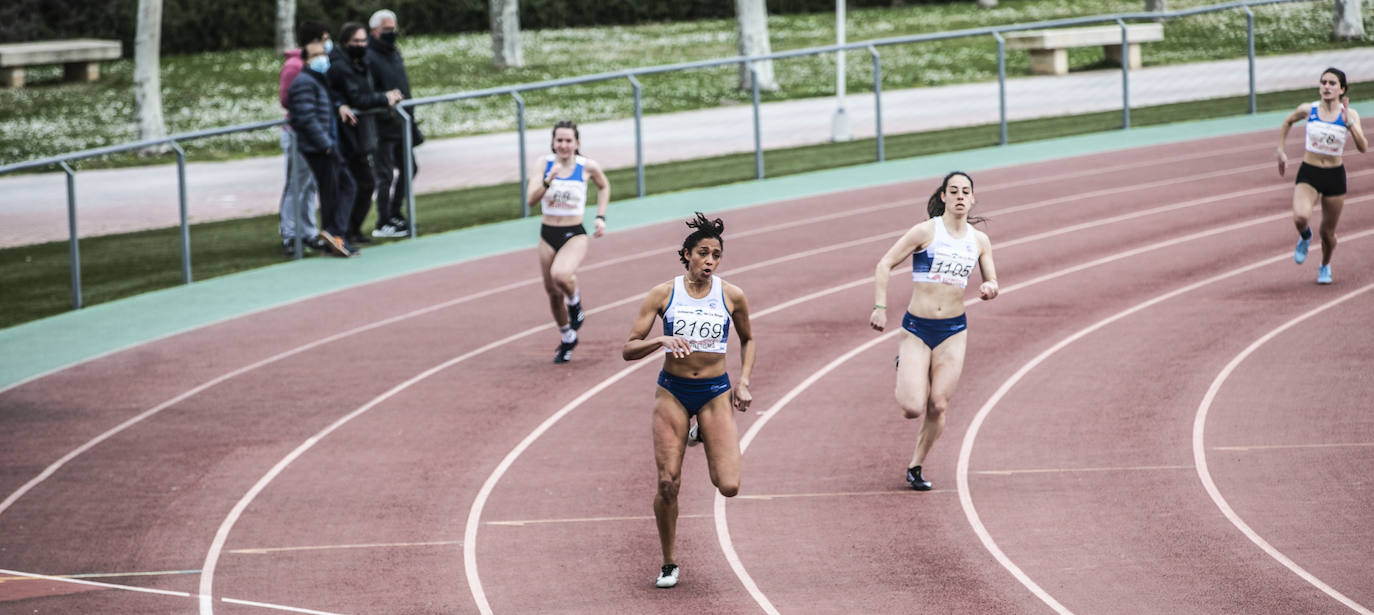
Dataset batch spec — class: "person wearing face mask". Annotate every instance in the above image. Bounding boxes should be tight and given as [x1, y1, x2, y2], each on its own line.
[275, 20, 333, 257]
[288, 41, 359, 257]
[328, 22, 404, 247]
[365, 9, 418, 239]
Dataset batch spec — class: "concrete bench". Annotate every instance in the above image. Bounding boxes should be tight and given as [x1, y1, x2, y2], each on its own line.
[1005, 24, 1163, 76]
[0, 39, 122, 87]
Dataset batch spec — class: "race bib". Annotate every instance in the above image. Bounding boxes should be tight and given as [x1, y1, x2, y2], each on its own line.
[926, 247, 977, 288]
[667, 306, 730, 354]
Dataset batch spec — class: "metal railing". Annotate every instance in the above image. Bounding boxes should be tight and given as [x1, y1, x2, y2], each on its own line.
[0, 0, 1310, 313]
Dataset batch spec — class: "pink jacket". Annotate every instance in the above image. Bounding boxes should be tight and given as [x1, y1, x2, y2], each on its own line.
[278, 48, 303, 113]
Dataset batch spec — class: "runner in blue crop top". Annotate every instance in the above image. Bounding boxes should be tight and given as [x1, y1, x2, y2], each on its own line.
[1276, 67, 1367, 284]
[869, 171, 999, 491]
[526, 121, 612, 362]
[622, 212, 756, 589]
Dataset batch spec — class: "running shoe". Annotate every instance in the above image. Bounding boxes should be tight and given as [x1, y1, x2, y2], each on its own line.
[567, 300, 585, 331]
[554, 337, 579, 364]
[686, 420, 701, 447]
[906, 465, 932, 491]
[1317, 264, 1332, 284]
[372, 223, 407, 238]
[1294, 237, 1310, 264]
[655, 563, 679, 588]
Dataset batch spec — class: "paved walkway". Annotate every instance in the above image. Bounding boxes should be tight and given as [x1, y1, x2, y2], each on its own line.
[2, 48, 1369, 248]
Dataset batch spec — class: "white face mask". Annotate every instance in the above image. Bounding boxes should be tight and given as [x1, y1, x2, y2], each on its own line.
[323, 39, 334, 54]
[309, 55, 330, 74]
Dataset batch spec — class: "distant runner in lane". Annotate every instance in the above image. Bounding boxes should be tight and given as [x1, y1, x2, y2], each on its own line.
[870, 171, 999, 491]
[622, 213, 756, 589]
[1276, 67, 1368, 284]
[528, 120, 611, 363]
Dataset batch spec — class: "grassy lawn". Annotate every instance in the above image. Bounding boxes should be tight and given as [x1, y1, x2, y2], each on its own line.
[4, 80, 1369, 329]
[0, 0, 1365, 168]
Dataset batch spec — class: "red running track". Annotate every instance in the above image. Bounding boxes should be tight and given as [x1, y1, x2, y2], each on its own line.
[0, 127, 1371, 615]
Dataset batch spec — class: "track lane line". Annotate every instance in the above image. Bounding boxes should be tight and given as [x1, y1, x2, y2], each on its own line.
[715, 209, 1344, 615]
[953, 227, 1374, 615]
[1193, 283, 1374, 615]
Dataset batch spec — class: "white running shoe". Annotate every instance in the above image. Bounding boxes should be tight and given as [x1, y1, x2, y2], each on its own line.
[686, 421, 701, 447]
[655, 563, 679, 588]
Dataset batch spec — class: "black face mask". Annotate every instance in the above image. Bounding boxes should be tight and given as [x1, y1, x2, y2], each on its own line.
[346, 45, 367, 59]
[379, 31, 397, 45]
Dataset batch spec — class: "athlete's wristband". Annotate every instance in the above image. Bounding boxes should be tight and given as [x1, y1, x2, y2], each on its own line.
[595, 215, 606, 221]
[873, 304, 886, 310]
[542, 178, 552, 188]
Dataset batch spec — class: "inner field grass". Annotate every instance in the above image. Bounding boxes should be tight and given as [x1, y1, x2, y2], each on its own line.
[3, 81, 1369, 329]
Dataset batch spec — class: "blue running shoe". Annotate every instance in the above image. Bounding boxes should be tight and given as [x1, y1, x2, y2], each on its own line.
[1294, 237, 1310, 264]
[1317, 264, 1332, 284]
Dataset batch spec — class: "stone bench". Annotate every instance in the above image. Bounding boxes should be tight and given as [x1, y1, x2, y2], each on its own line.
[1005, 24, 1163, 76]
[0, 39, 122, 87]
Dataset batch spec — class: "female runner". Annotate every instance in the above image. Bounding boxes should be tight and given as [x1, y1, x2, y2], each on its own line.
[527, 120, 611, 362]
[1276, 67, 1367, 284]
[622, 213, 755, 588]
[870, 171, 998, 491]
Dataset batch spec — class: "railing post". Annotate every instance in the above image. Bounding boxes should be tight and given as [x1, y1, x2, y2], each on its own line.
[628, 75, 645, 198]
[169, 141, 192, 284]
[750, 65, 763, 180]
[59, 161, 82, 310]
[1118, 18, 1130, 130]
[512, 92, 529, 217]
[396, 105, 418, 238]
[1245, 6, 1256, 114]
[868, 45, 884, 163]
[993, 32, 1008, 146]
[289, 131, 304, 259]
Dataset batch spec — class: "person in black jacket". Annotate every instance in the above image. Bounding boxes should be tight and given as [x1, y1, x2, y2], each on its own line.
[288, 41, 358, 257]
[365, 9, 417, 239]
[329, 21, 404, 246]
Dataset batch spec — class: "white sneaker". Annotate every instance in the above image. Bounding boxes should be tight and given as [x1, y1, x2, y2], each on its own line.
[686, 421, 701, 447]
[655, 563, 679, 588]
[371, 223, 407, 238]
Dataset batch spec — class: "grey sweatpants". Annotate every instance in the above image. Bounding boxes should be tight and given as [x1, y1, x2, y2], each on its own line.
[279, 128, 319, 240]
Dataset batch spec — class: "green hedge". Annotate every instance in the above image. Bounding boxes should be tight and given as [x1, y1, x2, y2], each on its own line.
[1, 0, 907, 55]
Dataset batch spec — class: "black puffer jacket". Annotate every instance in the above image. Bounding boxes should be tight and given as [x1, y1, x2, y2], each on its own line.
[327, 45, 389, 157]
[365, 35, 413, 138]
[287, 68, 338, 154]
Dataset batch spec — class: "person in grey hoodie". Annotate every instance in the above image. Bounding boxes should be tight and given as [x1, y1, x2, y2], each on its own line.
[288, 41, 358, 257]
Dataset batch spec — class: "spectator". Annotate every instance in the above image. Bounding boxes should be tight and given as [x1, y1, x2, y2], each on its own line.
[276, 20, 332, 256]
[328, 22, 404, 247]
[366, 8, 418, 239]
[288, 41, 359, 257]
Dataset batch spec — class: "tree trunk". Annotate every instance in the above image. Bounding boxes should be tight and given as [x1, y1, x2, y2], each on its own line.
[275, 0, 296, 54]
[489, 0, 524, 68]
[976, 0, 998, 7]
[1334, 0, 1366, 40]
[735, 0, 778, 91]
[1145, 0, 1166, 11]
[134, 0, 167, 152]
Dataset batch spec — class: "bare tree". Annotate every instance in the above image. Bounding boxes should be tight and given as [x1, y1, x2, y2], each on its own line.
[134, 0, 167, 151]
[977, 0, 997, 7]
[275, 0, 296, 54]
[1145, 0, 1166, 11]
[735, 0, 778, 91]
[490, 0, 524, 68]
[1334, 0, 1366, 40]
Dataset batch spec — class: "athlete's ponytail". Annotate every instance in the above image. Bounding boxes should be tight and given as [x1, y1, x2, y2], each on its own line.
[926, 171, 987, 226]
[680, 212, 725, 268]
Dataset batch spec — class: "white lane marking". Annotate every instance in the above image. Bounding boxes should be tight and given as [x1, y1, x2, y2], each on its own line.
[1213, 442, 1374, 451]
[975, 464, 1194, 476]
[734, 490, 952, 500]
[954, 227, 1374, 615]
[229, 540, 463, 555]
[716, 207, 1351, 614]
[0, 567, 191, 597]
[1193, 283, 1374, 615]
[0, 568, 200, 583]
[218, 597, 347, 614]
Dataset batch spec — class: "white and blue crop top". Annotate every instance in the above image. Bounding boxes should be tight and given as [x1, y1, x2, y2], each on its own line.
[662, 275, 731, 354]
[1305, 104, 1349, 157]
[912, 218, 979, 290]
[540, 154, 589, 217]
